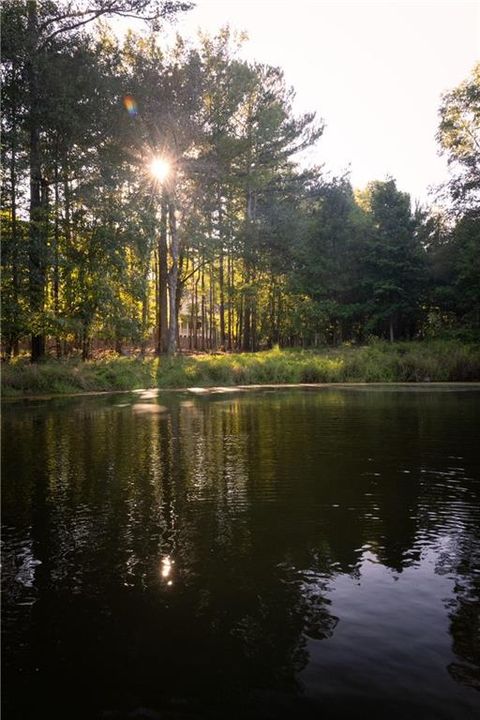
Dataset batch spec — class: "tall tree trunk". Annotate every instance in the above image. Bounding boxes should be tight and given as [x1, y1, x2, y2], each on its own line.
[189, 276, 195, 350]
[63, 156, 71, 247]
[269, 280, 275, 349]
[194, 276, 200, 351]
[242, 186, 256, 352]
[201, 258, 206, 351]
[218, 192, 225, 350]
[276, 291, 283, 346]
[219, 248, 225, 349]
[176, 251, 185, 350]
[157, 198, 168, 354]
[167, 201, 179, 355]
[238, 294, 243, 352]
[227, 248, 233, 351]
[27, 1, 46, 361]
[140, 276, 148, 356]
[82, 320, 91, 361]
[154, 250, 160, 350]
[53, 159, 61, 358]
[9, 60, 20, 357]
[209, 265, 214, 350]
[242, 270, 251, 352]
[251, 287, 257, 352]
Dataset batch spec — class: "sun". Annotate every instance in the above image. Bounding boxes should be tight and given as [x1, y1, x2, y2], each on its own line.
[149, 157, 170, 182]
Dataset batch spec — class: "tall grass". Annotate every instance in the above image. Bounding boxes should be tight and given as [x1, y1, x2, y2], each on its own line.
[2, 340, 479, 397]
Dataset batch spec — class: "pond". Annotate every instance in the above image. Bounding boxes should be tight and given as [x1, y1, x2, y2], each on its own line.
[2, 387, 480, 719]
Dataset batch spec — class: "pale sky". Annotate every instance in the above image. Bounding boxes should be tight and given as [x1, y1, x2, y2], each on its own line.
[125, 0, 480, 204]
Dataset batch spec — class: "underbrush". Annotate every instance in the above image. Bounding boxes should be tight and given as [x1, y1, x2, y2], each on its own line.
[2, 340, 479, 397]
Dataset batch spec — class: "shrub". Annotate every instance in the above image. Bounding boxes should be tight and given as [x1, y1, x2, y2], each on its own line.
[3, 341, 479, 396]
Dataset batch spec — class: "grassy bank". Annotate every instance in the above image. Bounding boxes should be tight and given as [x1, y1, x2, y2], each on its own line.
[2, 340, 480, 398]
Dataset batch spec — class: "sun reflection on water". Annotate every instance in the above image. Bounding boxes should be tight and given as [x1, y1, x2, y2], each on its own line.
[160, 556, 174, 584]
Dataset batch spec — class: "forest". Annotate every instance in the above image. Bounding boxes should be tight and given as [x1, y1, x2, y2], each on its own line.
[1, 0, 479, 367]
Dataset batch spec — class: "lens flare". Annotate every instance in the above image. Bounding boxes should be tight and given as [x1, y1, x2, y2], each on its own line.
[149, 157, 170, 182]
[123, 94, 138, 117]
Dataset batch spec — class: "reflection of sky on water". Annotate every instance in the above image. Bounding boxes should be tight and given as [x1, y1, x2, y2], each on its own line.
[13, 539, 42, 589]
[300, 543, 480, 716]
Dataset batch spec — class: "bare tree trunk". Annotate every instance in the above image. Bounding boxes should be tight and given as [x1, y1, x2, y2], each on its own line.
[242, 185, 257, 352]
[219, 249, 225, 350]
[9, 62, 20, 357]
[140, 284, 148, 356]
[189, 275, 195, 351]
[242, 274, 251, 352]
[237, 294, 243, 352]
[201, 258, 206, 351]
[53, 159, 62, 358]
[176, 251, 185, 350]
[209, 265, 214, 351]
[227, 248, 233, 351]
[268, 280, 275, 349]
[157, 199, 168, 354]
[218, 194, 225, 350]
[194, 275, 199, 350]
[154, 250, 160, 349]
[63, 153, 71, 249]
[82, 320, 91, 361]
[275, 291, 282, 346]
[167, 201, 179, 355]
[251, 287, 257, 352]
[27, 1, 46, 361]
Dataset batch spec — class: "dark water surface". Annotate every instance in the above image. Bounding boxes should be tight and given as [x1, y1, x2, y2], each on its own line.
[2, 387, 480, 719]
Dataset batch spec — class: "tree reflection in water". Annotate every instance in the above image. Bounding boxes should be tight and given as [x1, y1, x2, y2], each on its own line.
[2, 388, 480, 718]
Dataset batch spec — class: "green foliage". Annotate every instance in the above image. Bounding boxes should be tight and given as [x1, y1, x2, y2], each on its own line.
[0, 11, 478, 358]
[357, 179, 426, 340]
[438, 62, 480, 213]
[426, 64, 480, 334]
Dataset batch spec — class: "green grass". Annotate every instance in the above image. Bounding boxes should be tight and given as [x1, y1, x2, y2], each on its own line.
[2, 340, 480, 397]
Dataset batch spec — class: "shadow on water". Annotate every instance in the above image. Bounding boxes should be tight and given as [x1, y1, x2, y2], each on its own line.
[2, 388, 480, 719]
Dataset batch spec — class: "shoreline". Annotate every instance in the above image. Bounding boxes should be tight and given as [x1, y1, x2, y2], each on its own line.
[3, 381, 480, 403]
[3, 342, 480, 400]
